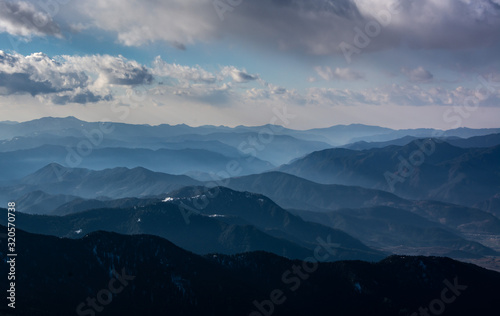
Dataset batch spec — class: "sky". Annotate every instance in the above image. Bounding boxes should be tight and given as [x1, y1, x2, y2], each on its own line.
[0, 0, 500, 129]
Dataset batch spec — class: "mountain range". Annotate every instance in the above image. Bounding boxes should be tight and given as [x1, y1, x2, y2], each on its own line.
[0, 186, 385, 262]
[4, 163, 499, 262]
[279, 140, 500, 207]
[1, 226, 499, 316]
[1, 117, 500, 314]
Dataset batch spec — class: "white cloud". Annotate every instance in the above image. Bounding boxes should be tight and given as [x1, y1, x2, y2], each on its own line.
[149, 58, 261, 105]
[314, 66, 365, 81]
[0, 51, 154, 104]
[304, 83, 500, 107]
[220, 66, 259, 83]
[2, 50, 498, 111]
[74, 0, 218, 48]
[62, 54, 153, 87]
[152, 56, 216, 83]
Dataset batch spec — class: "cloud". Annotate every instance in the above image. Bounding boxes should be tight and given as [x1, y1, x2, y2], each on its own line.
[315, 66, 364, 81]
[0, 51, 89, 96]
[0, 51, 154, 104]
[401, 66, 434, 83]
[153, 57, 258, 85]
[63, 54, 154, 87]
[220, 66, 259, 83]
[40, 88, 112, 105]
[152, 56, 216, 83]
[0, 0, 62, 38]
[74, 0, 218, 48]
[244, 83, 305, 106]
[73, 0, 363, 54]
[150, 57, 261, 105]
[68, 0, 500, 57]
[352, 0, 500, 50]
[304, 83, 500, 107]
[4, 50, 497, 110]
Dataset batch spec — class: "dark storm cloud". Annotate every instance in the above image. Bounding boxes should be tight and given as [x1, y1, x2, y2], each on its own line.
[0, 0, 62, 37]
[75, 0, 500, 58]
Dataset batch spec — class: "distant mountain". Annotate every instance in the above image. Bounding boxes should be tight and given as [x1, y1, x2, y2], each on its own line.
[291, 206, 498, 258]
[0, 117, 333, 166]
[0, 163, 201, 203]
[52, 196, 161, 216]
[343, 133, 500, 151]
[0, 133, 131, 152]
[279, 140, 500, 206]
[446, 133, 500, 148]
[0, 144, 273, 181]
[14, 190, 79, 214]
[474, 193, 500, 219]
[405, 200, 500, 236]
[305, 124, 393, 144]
[342, 135, 418, 150]
[223, 171, 500, 257]
[1, 225, 499, 316]
[12, 192, 162, 216]
[0, 116, 88, 139]
[170, 132, 332, 165]
[349, 127, 500, 144]
[3, 117, 499, 166]
[0, 133, 254, 161]
[226, 171, 406, 212]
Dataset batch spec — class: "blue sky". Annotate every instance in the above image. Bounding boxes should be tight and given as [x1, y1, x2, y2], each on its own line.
[0, 0, 500, 129]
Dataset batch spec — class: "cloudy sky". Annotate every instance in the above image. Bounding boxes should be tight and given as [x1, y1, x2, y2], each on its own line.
[0, 0, 499, 129]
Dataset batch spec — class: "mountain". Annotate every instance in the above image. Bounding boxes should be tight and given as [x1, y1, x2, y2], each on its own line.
[1, 225, 499, 316]
[169, 131, 332, 165]
[305, 124, 394, 144]
[0, 144, 273, 181]
[342, 135, 418, 150]
[0, 116, 89, 139]
[348, 127, 500, 144]
[23, 182, 498, 264]
[291, 206, 498, 258]
[474, 193, 500, 219]
[52, 196, 161, 216]
[226, 171, 406, 212]
[3, 116, 499, 144]
[13, 192, 162, 216]
[0, 134, 131, 152]
[0, 117, 334, 165]
[3, 117, 500, 171]
[446, 133, 500, 148]
[0, 187, 385, 261]
[0, 205, 313, 260]
[225, 171, 500, 234]
[9, 165, 499, 244]
[0, 133, 257, 162]
[224, 171, 500, 262]
[14, 190, 80, 214]
[279, 140, 500, 206]
[343, 133, 500, 151]
[164, 186, 383, 260]
[0, 163, 201, 203]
